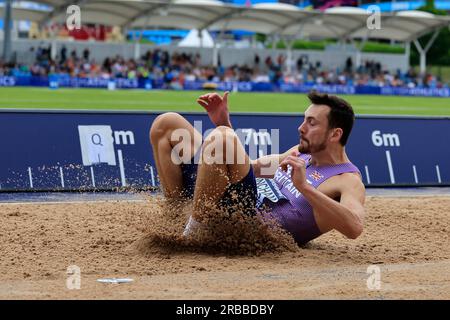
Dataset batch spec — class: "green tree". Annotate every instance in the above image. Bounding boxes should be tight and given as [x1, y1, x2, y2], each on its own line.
[255, 33, 266, 44]
[410, 0, 450, 66]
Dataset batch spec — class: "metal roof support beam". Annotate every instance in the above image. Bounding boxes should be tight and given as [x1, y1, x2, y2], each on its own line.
[355, 28, 373, 68]
[413, 28, 440, 74]
[50, 38, 57, 60]
[2, 0, 12, 62]
[283, 36, 294, 74]
[134, 42, 140, 60]
[405, 22, 447, 42]
[335, 17, 369, 37]
[271, 34, 277, 55]
[275, 14, 318, 35]
[199, 7, 287, 33]
[212, 41, 219, 67]
[198, 8, 243, 31]
[405, 41, 411, 70]
[322, 23, 342, 39]
[122, 3, 171, 30]
[199, 28, 203, 48]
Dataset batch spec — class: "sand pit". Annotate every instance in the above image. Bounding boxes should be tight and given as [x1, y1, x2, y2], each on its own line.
[0, 195, 449, 300]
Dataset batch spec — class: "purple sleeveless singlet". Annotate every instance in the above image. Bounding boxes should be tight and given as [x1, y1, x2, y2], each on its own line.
[256, 153, 361, 245]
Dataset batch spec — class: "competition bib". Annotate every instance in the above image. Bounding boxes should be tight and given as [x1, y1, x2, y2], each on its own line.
[255, 178, 288, 208]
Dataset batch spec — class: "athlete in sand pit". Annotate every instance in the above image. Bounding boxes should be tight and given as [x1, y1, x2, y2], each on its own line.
[150, 90, 365, 245]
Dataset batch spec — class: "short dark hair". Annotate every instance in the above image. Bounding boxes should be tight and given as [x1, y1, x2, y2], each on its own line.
[307, 90, 355, 145]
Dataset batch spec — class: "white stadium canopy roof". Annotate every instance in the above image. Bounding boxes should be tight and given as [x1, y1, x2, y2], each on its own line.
[1, 0, 449, 42]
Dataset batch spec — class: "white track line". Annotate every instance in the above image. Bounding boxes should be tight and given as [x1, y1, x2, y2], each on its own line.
[0, 199, 147, 206]
[28, 167, 33, 188]
[90, 167, 96, 187]
[118, 149, 126, 187]
[60, 167, 65, 188]
[385, 151, 395, 184]
[412, 165, 418, 184]
[436, 165, 442, 184]
[364, 165, 371, 184]
[150, 166, 155, 186]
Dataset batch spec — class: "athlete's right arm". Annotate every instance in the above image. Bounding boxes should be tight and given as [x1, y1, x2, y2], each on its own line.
[251, 145, 299, 178]
[197, 92, 232, 128]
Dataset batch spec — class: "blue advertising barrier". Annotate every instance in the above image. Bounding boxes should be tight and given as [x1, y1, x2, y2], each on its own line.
[1, 75, 449, 97]
[0, 110, 449, 192]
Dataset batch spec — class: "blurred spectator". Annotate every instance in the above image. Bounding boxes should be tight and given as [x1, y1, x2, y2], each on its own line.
[83, 48, 90, 61]
[60, 45, 67, 64]
[0, 50, 447, 89]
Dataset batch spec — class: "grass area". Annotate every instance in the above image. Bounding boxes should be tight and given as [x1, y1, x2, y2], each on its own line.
[361, 42, 405, 54]
[268, 40, 404, 54]
[0, 87, 449, 116]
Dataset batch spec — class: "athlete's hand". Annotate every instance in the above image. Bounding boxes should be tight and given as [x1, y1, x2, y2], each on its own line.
[280, 151, 309, 192]
[197, 91, 232, 128]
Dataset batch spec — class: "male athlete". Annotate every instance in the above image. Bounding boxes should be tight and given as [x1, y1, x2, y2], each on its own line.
[150, 91, 365, 245]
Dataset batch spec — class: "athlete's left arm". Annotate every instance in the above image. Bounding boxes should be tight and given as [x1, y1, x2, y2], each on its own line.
[280, 156, 366, 239]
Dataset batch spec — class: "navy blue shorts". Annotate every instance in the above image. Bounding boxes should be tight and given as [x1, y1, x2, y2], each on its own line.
[180, 160, 257, 216]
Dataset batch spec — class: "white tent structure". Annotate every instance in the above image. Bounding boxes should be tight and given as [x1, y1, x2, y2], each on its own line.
[2, 0, 450, 73]
[178, 29, 214, 48]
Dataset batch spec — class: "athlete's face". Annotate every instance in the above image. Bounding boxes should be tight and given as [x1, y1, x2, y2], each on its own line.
[298, 104, 332, 154]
